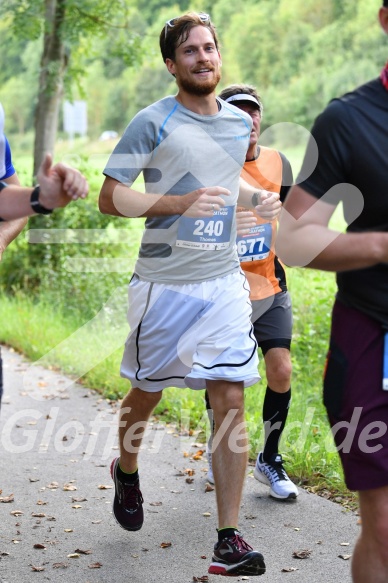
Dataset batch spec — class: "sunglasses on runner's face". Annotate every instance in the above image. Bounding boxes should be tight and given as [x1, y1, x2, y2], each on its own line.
[164, 12, 211, 38]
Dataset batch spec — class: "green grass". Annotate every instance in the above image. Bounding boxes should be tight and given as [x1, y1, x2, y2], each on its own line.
[0, 266, 355, 503]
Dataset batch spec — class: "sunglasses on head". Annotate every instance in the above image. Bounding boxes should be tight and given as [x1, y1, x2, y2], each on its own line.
[164, 12, 211, 39]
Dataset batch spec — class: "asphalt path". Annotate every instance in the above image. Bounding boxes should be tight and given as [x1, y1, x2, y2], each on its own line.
[0, 345, 359, 582]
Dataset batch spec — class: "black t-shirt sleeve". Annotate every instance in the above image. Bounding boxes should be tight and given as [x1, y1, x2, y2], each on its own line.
[296, 99, 353, 204]
[279, 151, 293, 203]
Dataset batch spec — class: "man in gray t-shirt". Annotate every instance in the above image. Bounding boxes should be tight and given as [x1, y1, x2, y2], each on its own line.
[100, 12, 280, 577]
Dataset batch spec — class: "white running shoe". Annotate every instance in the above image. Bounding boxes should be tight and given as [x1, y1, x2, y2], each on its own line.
[254, 452, 298, 500]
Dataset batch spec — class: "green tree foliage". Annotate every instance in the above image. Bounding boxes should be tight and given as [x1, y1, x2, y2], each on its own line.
[0, 0, 146, 176]
[2, 0, 385, 141]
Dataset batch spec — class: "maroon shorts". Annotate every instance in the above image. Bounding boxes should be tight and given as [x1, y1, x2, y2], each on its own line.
[324, 300, 388, 491]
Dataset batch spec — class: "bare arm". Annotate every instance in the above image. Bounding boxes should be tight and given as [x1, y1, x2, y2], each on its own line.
[238, 176, 281, 220]
[0, 154, 88, 221]
[276, 185, 388, 271]
[0, 173, 28, 260]
[99, 176, 230, 218]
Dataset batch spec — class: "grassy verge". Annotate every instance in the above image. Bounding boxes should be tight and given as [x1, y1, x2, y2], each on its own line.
[0, 267, 357, 508]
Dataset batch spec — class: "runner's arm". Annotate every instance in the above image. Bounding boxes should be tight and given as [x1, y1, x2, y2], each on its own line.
[99, 176, 230, 219]
[277, 185, 388, 271]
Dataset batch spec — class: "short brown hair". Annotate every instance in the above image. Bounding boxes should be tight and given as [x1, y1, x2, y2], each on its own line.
[218, 84, 263, 116]
[160, 12, 219, 63]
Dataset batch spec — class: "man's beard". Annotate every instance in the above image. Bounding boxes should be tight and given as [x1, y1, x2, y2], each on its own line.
[179, 70, 221, 96]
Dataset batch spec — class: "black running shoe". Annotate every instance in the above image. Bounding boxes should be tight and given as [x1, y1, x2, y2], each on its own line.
[110, 458, 144, 531]
[208, 531, 266, 576]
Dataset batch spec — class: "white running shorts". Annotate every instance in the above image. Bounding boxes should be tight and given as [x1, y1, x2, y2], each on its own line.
[120, 270, 260, 392]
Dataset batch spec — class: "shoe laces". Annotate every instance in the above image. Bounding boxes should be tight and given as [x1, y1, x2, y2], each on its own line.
[120, 481, 143, 510]
[227, 533, 253, 553]
[263, 456, 287, 483]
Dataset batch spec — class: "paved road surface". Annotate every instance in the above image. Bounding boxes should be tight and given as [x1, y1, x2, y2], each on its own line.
[0, 346, 359, 582]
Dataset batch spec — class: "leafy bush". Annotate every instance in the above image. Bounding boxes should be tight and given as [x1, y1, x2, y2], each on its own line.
[0, 161, 143, 321]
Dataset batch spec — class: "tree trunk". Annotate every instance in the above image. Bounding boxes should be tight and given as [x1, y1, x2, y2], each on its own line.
[33, 0, 67, 181]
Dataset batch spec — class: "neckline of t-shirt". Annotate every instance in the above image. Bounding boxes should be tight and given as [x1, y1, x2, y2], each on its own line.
[173, 96, 223, 118]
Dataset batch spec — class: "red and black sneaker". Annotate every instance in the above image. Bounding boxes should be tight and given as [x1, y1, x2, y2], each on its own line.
[208, 531, 266, 577]
[110, 458, 144, 531]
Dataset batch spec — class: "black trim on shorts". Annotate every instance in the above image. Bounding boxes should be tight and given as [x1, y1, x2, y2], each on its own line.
[135, 270, 257, 383]
[135, 281, 187, 384]
[134, 282, 185, 383]
[260, 338, 291, 356]
[192, 323, 257, 371]
[193, 271, 257, 371]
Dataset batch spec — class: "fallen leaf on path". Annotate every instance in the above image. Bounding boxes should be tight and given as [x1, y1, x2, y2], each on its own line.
[0, 493, 14, 503]
[185, 469, 195, 476]
[31, 565, 45, 571]
[340, 542, 350, 546]
[47, 482, 59, 489]
[160, 542, 172, 548]
[0, 552, 10, 556]
[205, 484, 214, 492]
[36, 500, 47, 505]
[186, 478, 194, 484]
[202, 512, 211, 517]
[10, 510, 23, 516]
[149, 501, 162, 506]
[339, 554, 352, 560]
[63, 484, 77, 491]
[72, 505, 82, 509]
[72, 497, 87, 503]
[64, 529, 73, 533]
[75, 548, 92, 555]
[53, 562, 69, 569]
[29, 478, 39, 483]
[192, 576, 209, 582]
[97, 485, 112, 490]
[33, 543, 46, 549]
[91, 520, 101, 524]
[31, 513, 46, 518]
[292, 549, 312, 559]
[281, 567, 299, 572]
[88, 562, 103, 568]
[67, 553, 80, 558]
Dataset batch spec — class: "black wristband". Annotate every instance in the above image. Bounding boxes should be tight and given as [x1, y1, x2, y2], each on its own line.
[30, 185, 53, 215]
[251, 191, 261, 208]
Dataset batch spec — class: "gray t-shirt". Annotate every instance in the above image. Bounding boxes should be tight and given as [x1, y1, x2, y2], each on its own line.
[103, 96, 252, 283]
